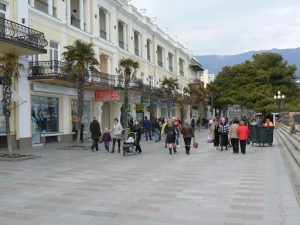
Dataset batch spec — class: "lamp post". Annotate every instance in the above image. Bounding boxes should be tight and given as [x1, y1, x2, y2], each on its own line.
[273, 91, 285, 114]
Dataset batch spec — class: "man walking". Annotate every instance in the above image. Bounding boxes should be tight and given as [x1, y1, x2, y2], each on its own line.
[143, 116, 152, 141]
[90, 117, 101, 152]
[152, 118, 160, 142]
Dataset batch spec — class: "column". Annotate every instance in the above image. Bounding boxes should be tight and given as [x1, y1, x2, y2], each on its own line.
[105, 11, 110, 41]
[106, 56, 112, 74]
[48, 0, 53, 16]
[79, 0, 84, 30]
[95, 101, 103, 124]
[66, 0, 71, 24]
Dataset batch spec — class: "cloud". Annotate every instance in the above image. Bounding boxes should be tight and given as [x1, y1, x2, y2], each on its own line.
[132, 0, 300, 55]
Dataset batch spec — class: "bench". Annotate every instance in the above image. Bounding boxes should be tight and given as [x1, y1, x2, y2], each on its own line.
[40, 132, 64, 144]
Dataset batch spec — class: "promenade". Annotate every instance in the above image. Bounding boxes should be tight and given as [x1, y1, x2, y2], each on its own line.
[0, 131, 299, 225]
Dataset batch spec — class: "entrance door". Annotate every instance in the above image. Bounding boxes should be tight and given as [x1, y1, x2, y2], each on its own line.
[101, 102, 110, 129]
[50, 41, 59, 72]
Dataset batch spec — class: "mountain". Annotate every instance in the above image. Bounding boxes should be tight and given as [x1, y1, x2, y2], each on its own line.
[196, 48, 300, 76]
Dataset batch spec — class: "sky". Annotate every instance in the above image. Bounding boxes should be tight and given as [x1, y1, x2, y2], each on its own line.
[132, 0, 300, 56]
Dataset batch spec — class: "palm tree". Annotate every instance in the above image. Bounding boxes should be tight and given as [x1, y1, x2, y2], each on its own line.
[119, 58, 139, 131]
[0, 53, 23, 157]
[161, 77, 179, 118]
[63, 40, 99, 146]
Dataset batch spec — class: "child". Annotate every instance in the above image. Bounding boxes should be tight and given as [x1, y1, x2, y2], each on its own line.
[102, 128, 112, 152]
[125, 133, 135, 144]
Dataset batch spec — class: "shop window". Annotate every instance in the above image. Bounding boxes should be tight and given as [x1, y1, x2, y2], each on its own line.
[31, 96, 59, 133]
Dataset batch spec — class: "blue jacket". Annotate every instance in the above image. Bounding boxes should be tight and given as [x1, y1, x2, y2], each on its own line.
[143, 119, 151, 130]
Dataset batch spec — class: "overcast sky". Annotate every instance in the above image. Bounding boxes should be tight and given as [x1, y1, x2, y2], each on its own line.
[132, 0, 300, 56]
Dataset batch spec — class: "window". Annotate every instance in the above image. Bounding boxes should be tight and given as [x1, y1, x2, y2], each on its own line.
[141, 72, 144, 84]
[71, 99, 92, 138]
[0, 2, 6, 18]
[168, 53, 174, 72]
[50, 41, 59, 71]
[147, 39, 151, 61]
[134, 30, 140, 56]
[157, 46, 164, 68]
[179, 58, 184, 76]
[148, 75, 154, 87]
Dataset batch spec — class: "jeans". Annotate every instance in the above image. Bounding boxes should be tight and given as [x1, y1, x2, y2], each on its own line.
[176, 133, 180, 145]
[145, 128, 152, 141]
[154, 128, 159, 142]
[240, 140, 247, 154]
[112, 138, 121, 153]
[91, 138, 99, 151]
[104, 141, 109, 152]
[183, 137, 192, 154]
[231, 138, 239, 153]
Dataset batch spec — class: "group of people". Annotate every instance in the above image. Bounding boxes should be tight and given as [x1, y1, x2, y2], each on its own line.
[209, 117, 249, 154]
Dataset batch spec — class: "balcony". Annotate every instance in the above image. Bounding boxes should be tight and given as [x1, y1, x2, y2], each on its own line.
[119, 40, 124, 49]
[0, 17, 47, 55]
[71, 16, 80, 29]
[100, 30, 107, 39]
[135, 48, 139, 56]
[28, 61, 117, 89]
[158, 60, 163, 68]
[126, 78, 164, 98]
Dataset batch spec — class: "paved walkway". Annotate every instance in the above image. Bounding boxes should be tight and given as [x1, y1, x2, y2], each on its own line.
[0, 131, 299, 225]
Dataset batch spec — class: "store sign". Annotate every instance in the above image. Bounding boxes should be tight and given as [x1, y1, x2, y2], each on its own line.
[95, 90, 120, 101]
[141, 98, 150, 105]
[161, 101, 174, 107]
[151, 100, 160, 106]
[135, 105, 144, 112]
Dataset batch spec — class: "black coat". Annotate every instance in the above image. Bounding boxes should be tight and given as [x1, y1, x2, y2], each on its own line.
[90, 120, 101, 139]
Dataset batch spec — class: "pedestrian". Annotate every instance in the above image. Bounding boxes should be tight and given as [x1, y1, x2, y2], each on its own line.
[264, 119, 274, 126]
[158, 117, 163, 141]
[161, 118, 168, 148]
[209, 118, 220, 150]
[72, 115, 78, 142]
[181, 120, 194, 155]
[218, 118, 229, 151]
[175, 117, 181, 147]
[80, 123, 84, 143]
[237, 120, 249, 154]
[90, 117, 101, 152]
[132, 121, 142, 153]
[110, 118, 123, 153]
[164, 118, 178, 154]
[102, 127, 112, 152]
[152, 117, 160, 142]
[191, 115, 196, 133]
[129, 118, 134, 132]
[229, 118, 240, 154]
[143, 116, 152, 141]
[290, 119, 296, 134]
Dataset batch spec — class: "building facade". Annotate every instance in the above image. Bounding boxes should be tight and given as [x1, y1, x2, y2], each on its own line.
[0, 0, 204, 148]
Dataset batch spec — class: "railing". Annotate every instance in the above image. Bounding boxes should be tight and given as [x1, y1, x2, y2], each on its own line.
[28, 61, 117, 88]
[135, 48, 139, 56]
[157, 60, 163, 67]
[119, 40, 124, 49]
[169, 66, 173, 72]
[100, 30, 107, 39]
[71, 16, 80, 29]
[0, 17, 48, 51]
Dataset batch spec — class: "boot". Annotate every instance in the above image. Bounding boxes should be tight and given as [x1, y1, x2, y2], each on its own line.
[173, 147, 177, 153]
[169, 148, 172, 154]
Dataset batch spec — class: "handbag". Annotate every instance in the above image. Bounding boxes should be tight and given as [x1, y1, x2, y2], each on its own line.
[193, 138, 198, 149]
[207, 134, 213, 143]
[99, 136, 103, 143]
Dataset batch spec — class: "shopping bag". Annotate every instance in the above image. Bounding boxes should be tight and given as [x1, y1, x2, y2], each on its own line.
[207, 134, 213, 143]
[193, 138, 198, 149]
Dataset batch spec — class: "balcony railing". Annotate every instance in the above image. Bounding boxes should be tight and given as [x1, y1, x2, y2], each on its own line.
[71, 16, 80, 29]
[119, 40, 124, 49]
[157, 60, 163, 68]
[100, 30, 107, 39]
[0, 17, 48, 52]
[28, 61, 117, 88]
[135, 48, 139, 56]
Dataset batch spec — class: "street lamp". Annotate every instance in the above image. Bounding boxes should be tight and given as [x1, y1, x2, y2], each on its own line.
[273, 91, 285, 113]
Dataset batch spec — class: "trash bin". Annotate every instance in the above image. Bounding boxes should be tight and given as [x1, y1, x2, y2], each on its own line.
[249, 125, 274, 146]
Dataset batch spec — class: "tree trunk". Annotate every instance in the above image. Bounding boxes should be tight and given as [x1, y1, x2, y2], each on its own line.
[76, 73, 85, 147]
[123, 70, 130, 132]
[3, 71, 13, 156]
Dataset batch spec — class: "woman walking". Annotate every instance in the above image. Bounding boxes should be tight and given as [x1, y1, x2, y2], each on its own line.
[132, 121, 142, 153]
[181, 120, 194, 155]
[237, 121, 249, 154]
[229, 118, 240, 154]
[110, 118, 123, 153]
[218, 118, 229, 151]
[164, 118, 178, 154]
[209, 119, 220, 150]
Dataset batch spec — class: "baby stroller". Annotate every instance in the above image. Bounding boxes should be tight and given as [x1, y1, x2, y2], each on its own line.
[122, 132, 137, 156]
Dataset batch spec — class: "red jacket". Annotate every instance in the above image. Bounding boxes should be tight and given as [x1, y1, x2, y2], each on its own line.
[237, 125, 249, 140]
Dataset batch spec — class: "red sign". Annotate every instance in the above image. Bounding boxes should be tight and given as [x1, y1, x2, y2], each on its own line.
[95, 90, 120, 101]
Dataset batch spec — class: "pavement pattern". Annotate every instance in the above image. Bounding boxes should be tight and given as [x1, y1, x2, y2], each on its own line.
[0, 131, 299, 225]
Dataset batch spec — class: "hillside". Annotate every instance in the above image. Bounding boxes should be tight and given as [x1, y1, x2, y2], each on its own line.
[197, 48, 300, 76]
